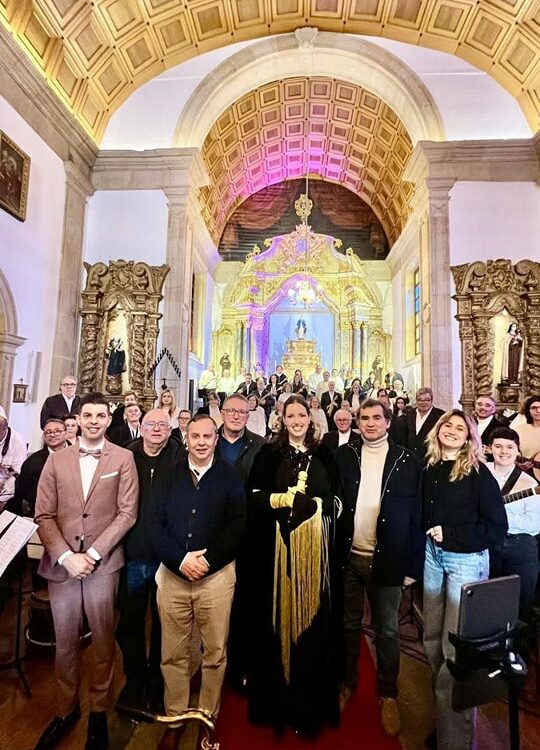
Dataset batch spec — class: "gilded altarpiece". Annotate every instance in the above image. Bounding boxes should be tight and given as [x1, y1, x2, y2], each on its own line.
[78, 260, 169, 411]
[213, 223, 389, 378]
[452, 259, 540, 411]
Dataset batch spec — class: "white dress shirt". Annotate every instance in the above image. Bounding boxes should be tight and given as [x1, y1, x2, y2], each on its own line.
[415, 407, 433, 435]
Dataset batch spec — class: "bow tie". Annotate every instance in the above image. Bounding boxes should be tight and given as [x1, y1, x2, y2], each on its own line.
[79, 447, 102, 458]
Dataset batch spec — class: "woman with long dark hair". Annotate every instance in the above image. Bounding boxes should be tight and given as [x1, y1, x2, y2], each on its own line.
[422, 409, 507, 750]
[245, 395, 341, 737]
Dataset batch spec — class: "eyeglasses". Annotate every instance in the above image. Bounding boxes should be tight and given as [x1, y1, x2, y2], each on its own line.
[222, 408, 249, 416]
[530, 405, 540, 411]
[61, 382, 76, 387]
[44, 429, 66, 436]
[142, 421, 170, 430]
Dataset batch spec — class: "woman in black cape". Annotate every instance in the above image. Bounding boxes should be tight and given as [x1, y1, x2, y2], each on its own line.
[245, 395, 341, 737]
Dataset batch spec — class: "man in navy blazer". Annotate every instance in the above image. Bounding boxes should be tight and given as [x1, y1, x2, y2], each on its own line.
[394, 387, 444, 459]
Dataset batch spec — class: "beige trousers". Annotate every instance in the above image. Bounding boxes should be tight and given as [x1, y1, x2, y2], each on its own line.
[156, 561, 236, 720]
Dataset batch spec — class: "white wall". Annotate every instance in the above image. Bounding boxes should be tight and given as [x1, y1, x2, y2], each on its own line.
[449, 181, 540, 404]
[0, 95, 66, 449]
[84, 190, 168, 265]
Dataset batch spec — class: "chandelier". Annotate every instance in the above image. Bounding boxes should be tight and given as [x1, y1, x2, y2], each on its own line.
[288, 279, 322, 307]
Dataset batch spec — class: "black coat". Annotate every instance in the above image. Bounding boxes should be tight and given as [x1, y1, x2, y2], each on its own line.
[335, 439, 424, 585]
[394, 407, 445, 458]
[10, 447, 50, 516]
[320, 429, 361, 452]
[477, 416, 505, 447]
[216, 427, 265, 484]
[109, 423, 140, 447]
[40, 394, 80, 428]
[320, 391, 343, 430]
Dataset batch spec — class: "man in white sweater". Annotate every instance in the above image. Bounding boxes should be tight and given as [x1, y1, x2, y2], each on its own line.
[335, 399, 423, 738]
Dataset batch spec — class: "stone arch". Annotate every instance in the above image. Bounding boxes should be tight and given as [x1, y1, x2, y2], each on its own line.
[174, 32, 445, 149]
[0, 268, 25, 415]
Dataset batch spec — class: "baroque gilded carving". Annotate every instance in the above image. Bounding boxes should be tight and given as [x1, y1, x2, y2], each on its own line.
[78, 260, 169, 411]
[452, 259, 540, 411]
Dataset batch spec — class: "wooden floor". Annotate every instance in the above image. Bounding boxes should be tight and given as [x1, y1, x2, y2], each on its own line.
[1, 567, 539, 750]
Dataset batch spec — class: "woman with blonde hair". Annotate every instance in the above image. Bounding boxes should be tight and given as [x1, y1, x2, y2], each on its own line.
[422, 409, 507, 750]
[157, 387, 179, 428]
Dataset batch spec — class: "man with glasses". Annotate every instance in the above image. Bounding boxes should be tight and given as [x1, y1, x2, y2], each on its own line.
[215, 395, 265, 691]
[171, 409, 191, 447]
[116, 409, 184, 718]
[320, 408, 361, 451]
[10, 418, 69, 517]
[0, 405, 27, 510]
[40, 375, 80, 428]
[394, 387, 444, 459]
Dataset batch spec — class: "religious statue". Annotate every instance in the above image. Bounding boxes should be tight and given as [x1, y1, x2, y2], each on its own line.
[219, 352, 231, 376]
[105, 337, 126, 395]
[501, 323, 524, 385]
[295, 318, 307, 340]
[372, 354, 383, 384]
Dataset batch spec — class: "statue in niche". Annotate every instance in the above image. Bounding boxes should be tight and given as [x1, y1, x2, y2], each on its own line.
[219, 352, 231, 376]
[372, 354, 383, 384]
[295, 318, 307, 340]
[105, 337, 126, 395]
[501, 323, 524, 385]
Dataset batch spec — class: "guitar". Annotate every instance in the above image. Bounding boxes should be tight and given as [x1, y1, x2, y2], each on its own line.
[502, 485, 540, 505]
[533, 452, 540, 483]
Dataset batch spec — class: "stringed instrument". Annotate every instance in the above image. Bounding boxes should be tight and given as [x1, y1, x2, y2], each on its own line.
[532, 452, 540, 483]
[502, 484, 540, 505]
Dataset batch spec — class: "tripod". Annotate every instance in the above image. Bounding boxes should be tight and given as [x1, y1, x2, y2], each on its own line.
[0, 556, 32, 697]
[448, 625, 526, 750]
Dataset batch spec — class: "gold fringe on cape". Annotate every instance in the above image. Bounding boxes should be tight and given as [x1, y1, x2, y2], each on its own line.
[272, 499, 324, 685]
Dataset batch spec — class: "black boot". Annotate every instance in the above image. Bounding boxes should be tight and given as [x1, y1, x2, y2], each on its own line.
[34, 704, 81, 749]
[85, 711, 108, 750]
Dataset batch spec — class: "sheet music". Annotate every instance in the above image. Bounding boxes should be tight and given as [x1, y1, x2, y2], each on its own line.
[0, 511, 39, 577]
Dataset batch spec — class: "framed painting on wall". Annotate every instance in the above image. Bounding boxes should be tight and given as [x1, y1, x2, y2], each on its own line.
[0, 130, 30, 221]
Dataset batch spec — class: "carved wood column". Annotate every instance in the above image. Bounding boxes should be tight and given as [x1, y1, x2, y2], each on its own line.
[351, 322, 362, 376]
[50, 162, 94, 390]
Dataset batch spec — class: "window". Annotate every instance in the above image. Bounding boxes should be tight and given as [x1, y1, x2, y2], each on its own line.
[414, 268, 421, 356]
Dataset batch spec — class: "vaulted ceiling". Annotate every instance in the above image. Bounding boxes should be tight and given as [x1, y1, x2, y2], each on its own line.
[1, 0, 538, 144]
[199, 76, 414, 245]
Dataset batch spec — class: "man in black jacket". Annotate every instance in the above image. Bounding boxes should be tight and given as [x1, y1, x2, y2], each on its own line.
[149, 415, 246, 750]
[115, 408, 184, 718]
[320, 408, 360, 451]
[394, 387, 444, 458]
[335, 399, 423, 738]
[474, 394, 504, 453]
[39, 376, 80, 428]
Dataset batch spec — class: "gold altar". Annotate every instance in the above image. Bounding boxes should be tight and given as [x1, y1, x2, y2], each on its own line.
[212, 197, 390, 379]
[282, 339, 320, 376]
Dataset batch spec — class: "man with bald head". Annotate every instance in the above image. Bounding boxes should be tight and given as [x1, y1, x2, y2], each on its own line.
[320, 408, 360, 451]
[115, 408, 184, 718]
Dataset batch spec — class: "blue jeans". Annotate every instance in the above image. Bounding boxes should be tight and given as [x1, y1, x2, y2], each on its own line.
[423, 539, 489, 750]
[116, 560, 162, 692]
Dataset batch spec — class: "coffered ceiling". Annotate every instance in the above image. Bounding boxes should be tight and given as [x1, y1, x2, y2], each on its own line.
[0, 0, 538, 144]
[199, 76, 414, 245]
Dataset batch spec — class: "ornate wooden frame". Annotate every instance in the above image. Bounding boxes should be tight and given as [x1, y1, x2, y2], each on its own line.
[78, 260, 169, 411]
[451, 259, 540, 411]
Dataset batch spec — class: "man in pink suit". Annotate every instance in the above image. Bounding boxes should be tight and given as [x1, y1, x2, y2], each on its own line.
[34, 392, 139, 750]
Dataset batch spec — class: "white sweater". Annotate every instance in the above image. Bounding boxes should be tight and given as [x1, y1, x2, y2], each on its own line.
[352, 435, 389, 556]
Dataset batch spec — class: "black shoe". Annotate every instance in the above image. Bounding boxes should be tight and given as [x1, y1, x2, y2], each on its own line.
[34, 704, 81, 749]
[85, 711, 108, 750]
[424, 730, 438, 749]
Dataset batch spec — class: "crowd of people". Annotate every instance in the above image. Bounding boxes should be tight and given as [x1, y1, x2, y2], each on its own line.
[0, 368, 539, 750]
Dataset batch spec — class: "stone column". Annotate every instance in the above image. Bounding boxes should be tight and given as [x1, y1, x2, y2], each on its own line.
[162, 187, 191, 405]
[352, 322, 362, 376]
[0, 333, 26, 416]
[50, 162, 93, 390]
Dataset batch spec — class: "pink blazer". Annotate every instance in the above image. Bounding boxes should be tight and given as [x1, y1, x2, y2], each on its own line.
[35, 441, 139, 582]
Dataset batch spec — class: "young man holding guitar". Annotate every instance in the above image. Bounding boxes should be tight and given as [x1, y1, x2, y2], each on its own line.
[487, 427, 539, 622]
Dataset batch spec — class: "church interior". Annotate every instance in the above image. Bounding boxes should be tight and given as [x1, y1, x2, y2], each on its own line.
[1, 1, 540, 748]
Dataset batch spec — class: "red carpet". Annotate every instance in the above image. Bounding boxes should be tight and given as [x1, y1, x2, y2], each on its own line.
[216, 638, 402, 749]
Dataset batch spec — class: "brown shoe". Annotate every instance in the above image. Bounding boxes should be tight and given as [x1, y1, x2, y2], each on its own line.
[156, 727, 183, 750]
[380, 697, 401, 737]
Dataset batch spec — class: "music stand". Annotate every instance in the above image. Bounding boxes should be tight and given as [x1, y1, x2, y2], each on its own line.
[0, 554, 32, 698]
[448, 575, 526, 750]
